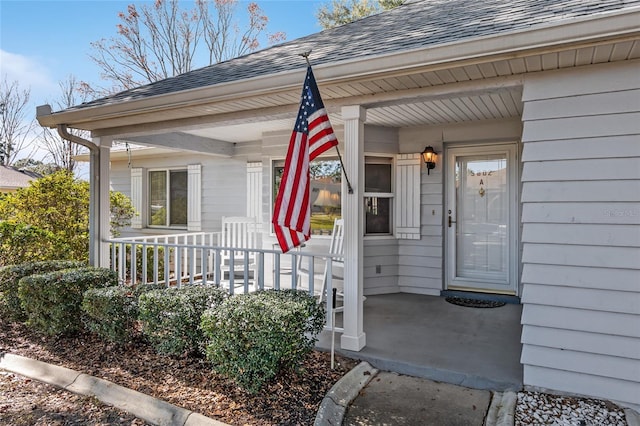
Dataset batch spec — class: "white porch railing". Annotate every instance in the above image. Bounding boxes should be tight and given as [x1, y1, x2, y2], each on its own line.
[106, 233, 342, 332]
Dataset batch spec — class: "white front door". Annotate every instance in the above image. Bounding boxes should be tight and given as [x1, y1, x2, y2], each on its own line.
[445, 143, 518, 295]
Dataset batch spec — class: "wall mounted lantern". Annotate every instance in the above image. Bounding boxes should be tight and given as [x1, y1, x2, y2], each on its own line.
[421, 146, 437, 175]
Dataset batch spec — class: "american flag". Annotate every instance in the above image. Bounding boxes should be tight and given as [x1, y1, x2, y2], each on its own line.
[272, 66, 339, 253]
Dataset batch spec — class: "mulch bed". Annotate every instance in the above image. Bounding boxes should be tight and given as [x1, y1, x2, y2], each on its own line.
[0, 318, 357, 425]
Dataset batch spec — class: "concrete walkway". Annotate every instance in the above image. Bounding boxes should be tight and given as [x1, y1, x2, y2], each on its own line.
[315, 361, 517, 426]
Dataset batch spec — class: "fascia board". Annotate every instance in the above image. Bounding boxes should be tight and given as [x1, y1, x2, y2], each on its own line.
[37, 8, 640, 130]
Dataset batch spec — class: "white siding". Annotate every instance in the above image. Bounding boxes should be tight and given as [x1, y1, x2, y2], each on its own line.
[397, 118, 522, 295]
[520, 60, 640, 408]
[111, 152, 247, 238]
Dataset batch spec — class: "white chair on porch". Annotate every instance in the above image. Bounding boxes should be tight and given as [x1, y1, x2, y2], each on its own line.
[218, 216, 258, 291]
[297, 218, 344, 301]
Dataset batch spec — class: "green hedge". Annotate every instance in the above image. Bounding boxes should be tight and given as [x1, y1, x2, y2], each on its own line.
[18, 267, 117, 335]
[0, 260, 85, 321]
[138, 285, 227, 357]
[82, 283, 164, 343]
[200, 289, 325, 393]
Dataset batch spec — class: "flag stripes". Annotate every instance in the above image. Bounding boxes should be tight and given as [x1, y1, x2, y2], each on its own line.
[272, 67, 338, 253]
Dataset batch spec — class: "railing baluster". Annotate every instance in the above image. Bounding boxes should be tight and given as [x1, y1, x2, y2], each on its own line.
[188, 247, 194, 285]
[308, 255, 314, 295]
[228, 250, 234, 295]
[119, 243, 125, 284]
[258, 252, 264, 290]
[164, 245, 170, 288]
[202, 248, 208, 285]
[274, 253, 281, 290]
[214, 248, 221, 287]
[142, 243, 148, 284]
[131, 244, 137, 285]
[243, 250, 249, 294]
[291, 253, 298, 290]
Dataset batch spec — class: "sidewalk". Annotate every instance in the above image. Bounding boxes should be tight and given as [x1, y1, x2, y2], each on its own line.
[315, 361, 515, 426]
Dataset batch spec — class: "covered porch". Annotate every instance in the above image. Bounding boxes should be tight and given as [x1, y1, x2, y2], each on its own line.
[318, 293, 523, 391]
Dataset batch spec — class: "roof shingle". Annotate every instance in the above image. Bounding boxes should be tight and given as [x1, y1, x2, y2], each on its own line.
[71, 0, 639, 110]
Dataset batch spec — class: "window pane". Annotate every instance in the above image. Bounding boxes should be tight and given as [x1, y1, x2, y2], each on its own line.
[149, 171, 167, 226]
[274, 159, 342, 235]
[365, 197, 391, 234]
[169, 170, 188, 226]
[365, 164, 392, 193]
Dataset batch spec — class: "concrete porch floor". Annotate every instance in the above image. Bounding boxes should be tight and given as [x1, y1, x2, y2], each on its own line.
[316, 293, 523, 391]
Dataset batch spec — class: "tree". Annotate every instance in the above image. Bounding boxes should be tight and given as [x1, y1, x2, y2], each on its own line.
[0, 171, 135, 262]
[0, 76, 36, 166]
[88, 0, 286, 93]
[41, 75, 90, 173]
[316, 0, 404, 29]
[12, 158, 60, 176]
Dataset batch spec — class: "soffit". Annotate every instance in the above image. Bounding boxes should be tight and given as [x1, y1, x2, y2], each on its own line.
[169, 40, 636, 142]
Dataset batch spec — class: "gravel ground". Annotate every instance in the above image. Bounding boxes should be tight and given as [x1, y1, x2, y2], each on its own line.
[516, 391, 628, 426]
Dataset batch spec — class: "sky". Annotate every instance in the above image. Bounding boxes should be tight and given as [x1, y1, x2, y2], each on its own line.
[0, 0, 324, 165]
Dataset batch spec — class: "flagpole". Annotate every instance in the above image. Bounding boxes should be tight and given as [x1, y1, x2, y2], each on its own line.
[298, 51, 354, 194]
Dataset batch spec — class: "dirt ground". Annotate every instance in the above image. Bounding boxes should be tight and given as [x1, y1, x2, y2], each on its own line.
[0, 317, 356, 425]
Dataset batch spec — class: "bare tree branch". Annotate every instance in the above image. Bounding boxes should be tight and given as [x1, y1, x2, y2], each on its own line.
[0, 76, 37, 166]
[87, 0, 282, 96]
[40, 75, 89, 173]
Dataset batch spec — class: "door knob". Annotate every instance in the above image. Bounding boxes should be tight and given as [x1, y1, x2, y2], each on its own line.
[448, 215, 456, 228]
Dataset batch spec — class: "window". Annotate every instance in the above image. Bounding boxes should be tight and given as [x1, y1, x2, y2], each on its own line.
[364, 156, 393, 235]
[273, 158, 341, 235]
[148, 169, 188, 227]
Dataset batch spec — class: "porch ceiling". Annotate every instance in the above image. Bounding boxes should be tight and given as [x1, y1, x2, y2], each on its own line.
[118, 40, 635, 144]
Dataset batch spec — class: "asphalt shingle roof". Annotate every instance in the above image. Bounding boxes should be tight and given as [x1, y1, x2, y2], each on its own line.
[0, 166, 40, 190]
[73, 0, 639, 110]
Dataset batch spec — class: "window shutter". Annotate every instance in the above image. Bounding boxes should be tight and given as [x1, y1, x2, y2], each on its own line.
[246, 162, 263, 232]
[187, 164, 202, 231]
[130, 167, 143, 229]
[394, 154, 421, 239]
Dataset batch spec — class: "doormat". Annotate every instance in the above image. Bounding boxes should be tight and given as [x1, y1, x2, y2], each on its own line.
[445, 296, 506, 308]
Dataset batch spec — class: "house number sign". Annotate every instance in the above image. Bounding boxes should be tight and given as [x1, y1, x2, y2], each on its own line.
[470, 169, 497, 198]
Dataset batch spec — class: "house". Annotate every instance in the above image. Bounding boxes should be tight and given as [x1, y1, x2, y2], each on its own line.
[37, 0, 640, 409]
[0, 165, 40, 194]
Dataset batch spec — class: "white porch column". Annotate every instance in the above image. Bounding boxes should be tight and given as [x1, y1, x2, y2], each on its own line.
[90, 137, 111, 268]
[340, 105, 366, 351]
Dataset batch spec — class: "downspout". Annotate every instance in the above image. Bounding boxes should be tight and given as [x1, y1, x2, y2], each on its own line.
[37, 104, 108, 267]
[55, 124, 104, 267]
[55, 123, 99, 259]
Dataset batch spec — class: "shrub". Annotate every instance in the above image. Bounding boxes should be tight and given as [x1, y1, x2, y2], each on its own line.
[200, 289, 325, 394]
[82, 283, 164, 343]
[0, 260, 85, 321]
[18, 267, 117, 335]
[0, 170, 135, 262]
[138, 285, 227, 357]
[0, 222, 71, 267]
